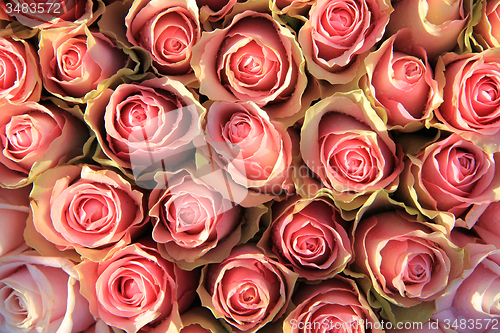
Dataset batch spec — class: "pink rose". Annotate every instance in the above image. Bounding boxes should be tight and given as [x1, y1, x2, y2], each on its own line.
[0, 101, 88, 188]
[385, 0, 469, 60]
[198, 245, 298, 333]
[0, 186, 31, 257]
[191, 11, 308, 123]
[283, 276, 382, 333]
[473, 0, 500, 49]
[474, 200, 500, 248]
[85, 77, 204, 180]
[403, 134, 500, 227]
[76, 242, 198, 333]
[352, 210, 465, 307]
[26, 165, 146, 261]
[297, 0, 392, 84]
[125, 0, 200, 79]
[0, 0, 104, 28]
[434, 49, 500, 152]
[258, 195, 352, 280]
[361, 29, 441, 130]
[300, 91, 404, 209]
[200, 100, 293, 198]
[38, 24, 129, 102]
[0, 251, 94, 333]
[149, 170, 244, 269]
[197, 0, 236, 22]
[0, 37, 41, 105]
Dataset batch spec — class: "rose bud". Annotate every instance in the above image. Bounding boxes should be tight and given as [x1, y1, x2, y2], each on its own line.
[198, 244, 298, 333]
[0, 186, 31, 257]
[283, 276, 383, 333]
[352, 210, 465, 307]
[0, 251, 94, 332]
[258, 194, 352, 281]
[361, 29, 441, 131]
[297, 0, 393, 84]
[76, 241, 198, 333]
[191, 11, 308, 124]
[0, 101, 88, 188]
[26, 164, 146, 261]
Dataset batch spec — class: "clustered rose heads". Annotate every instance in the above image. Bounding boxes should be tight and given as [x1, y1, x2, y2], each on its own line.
[2, 0, 500, 332]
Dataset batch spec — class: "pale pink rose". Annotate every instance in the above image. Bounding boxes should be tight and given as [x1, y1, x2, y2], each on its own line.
[353, 210, 465, 307]
[0, 186, 31, 257]
[125, 0, 200, 78]
[283, 276, 383, 333]
[0, 251, 94, 333]
[361, 29, 441, 130]
[434, 49, 500, 152]
[85, 77, 204, 180]
[38, 24, 128, 102]
[300, 91, 404, 206]
[197, 0, 236, 22]
[201, 101, 293, 197]
[258, 195, 351, 280]
[198, 245, 298, 333]
[385, 0, 469, 60]
[0, 101, 88, 188]
[27, 165, 146, 261]
[473, 0, 500, 48]
[191, 11, 308, 123]
[297, 0, 392, 84]
[76, 242, 198, 333]
[149, 170, 243, 268]
[404, 134, 500, 224]
[0, 37, 41, 105]
[0, 0, 103, 28]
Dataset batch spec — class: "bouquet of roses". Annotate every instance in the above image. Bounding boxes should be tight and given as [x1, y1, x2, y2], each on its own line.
[1, 0, 500, 332]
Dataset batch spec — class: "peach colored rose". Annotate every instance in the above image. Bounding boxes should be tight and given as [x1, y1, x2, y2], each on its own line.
[300, 91, 404, 208]
[201, 100, 293, 196]
[385, 0, 470, 60]
[125, 0, 200, 78]
[85, 77, 204, 180]
[191, 11, 308, 123]
[38, 24, 129, 102]
[473, 0, 500, 49]
[404, 134, 500, 225]
[76, 242, 198, 333]
[0, 101, 88, 188]
[353, 210, 465, 307]
[434, 49, 500, 152]
[0, 186, 31, 257]
[149, 170, 244, 269]
[27, 165, 146, 261]
[258, 195, 351, 280]
[197, 0, 236, 22]
[283, 276, 382, 333]
[297, 0, 392, 84]
[0, 251, 94, 333]
[198, 244, 298, 333]
[0, 0, 104, 28]
[361, 29, 441, 130]
[0, 37, 41, 105]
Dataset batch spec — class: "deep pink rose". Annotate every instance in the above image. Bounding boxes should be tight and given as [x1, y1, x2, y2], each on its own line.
[283, 276, 383, 333]
[0, 251, 94, 333]
[76, 242, 198, 333]
[298, 0, 392, 84]
[85, 77, 204, 179]
[149, 170, 243, 268]
[434, 49, 500, 152]
[258, 195, 351, 280]
[27, 165, 146, 261]
[125, 0, 200, 78]
[353, 210, 465, 307]
[0, 101, 88, 188]
[191, 11, 308, 123]
[0, 37, 41, 105]
[404, 134, 500, 225]
[38, 24, 128, 102]
[361, 29, 441, 130]
[198, 245, 298, 333]
[0, 186, 31, 257]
